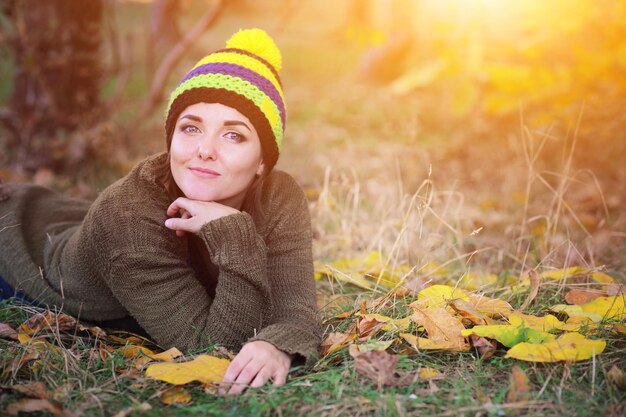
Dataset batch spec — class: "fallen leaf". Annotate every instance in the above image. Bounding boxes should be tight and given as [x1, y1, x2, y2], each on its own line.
[539, 267, 614, 285]
[150, 347, 183, 362]
[565, 289, 606, 305]
[467, 294, 513, 318]
[413, 285, 470, 310]
[540, 267, 589, 280]
[449, 298, 490, 325]
[320, 331, 355, 357]
[590, 272, 615, 284]
[551, 295, 626, 322]
[409, 307, 469, 351]
[356, 313, 411, 334]
[145, 355, 230, 385]
[506, 365, 531, 403]
[418, 367, 443, 380]
[160, 386, 192, 405]
[455, 271, 499, 291]
[461, 325, 555, 348]
[116, 344, 156, 359]
[77, 323, 107, 339]
[469, 335, 497, 358]
[348, 339, 394, 358]
[20, 311, 77, 335]
[0, 323, 19, 340]
[354, 350, 415, 388]
[356, 314, 388, 339]
[613, 323, 626, 335]
[607, 365, 626, 390]
[505, 332, 606, 362]
[507, 312, 565, 331]
[6, 381, 50, 399]
[520, 270, 540, 311]
[5, 398, 77, 417]
[550, 305, 603, 322]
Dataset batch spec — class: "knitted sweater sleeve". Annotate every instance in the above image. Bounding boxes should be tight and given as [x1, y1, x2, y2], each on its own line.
[247, 175, 322, 369]
[106, 212, 271, 352]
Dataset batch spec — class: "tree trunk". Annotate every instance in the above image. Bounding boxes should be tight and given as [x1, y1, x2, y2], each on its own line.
[2, 0, 104, 174]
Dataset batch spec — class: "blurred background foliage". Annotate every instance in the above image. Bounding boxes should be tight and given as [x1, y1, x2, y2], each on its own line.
[0, 0, 624, 267]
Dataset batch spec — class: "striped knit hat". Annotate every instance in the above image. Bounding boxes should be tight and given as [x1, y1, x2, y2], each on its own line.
[165, 28, 286, 171]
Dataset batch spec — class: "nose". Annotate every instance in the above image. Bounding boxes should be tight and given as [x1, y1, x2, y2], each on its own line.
[197, 136, 217, 161]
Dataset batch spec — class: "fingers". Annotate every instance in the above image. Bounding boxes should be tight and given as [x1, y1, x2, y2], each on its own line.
[226, 360, 264, 395]
[164, 216, 195, 233]
[249, 368, 268, 389]
[272, 368, 288, 386]
[166, 197, 193, 217]
[175, 211, 191, 237]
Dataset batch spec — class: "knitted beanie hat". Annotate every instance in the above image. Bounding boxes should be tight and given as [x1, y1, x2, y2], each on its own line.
[165, 28, 286, 171]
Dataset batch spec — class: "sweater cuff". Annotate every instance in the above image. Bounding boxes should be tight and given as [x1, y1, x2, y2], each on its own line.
[198, 212, 264, 260]
[248, 324, 321, 370]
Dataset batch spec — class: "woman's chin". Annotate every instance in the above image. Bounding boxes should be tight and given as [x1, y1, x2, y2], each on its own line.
[179, 186, 217, 202]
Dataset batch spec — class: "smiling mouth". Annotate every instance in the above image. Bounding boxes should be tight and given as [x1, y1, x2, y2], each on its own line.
[189, 167, 221, 177]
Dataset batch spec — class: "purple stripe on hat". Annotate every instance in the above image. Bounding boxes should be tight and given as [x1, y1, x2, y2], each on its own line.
[179, 62, 286, 128]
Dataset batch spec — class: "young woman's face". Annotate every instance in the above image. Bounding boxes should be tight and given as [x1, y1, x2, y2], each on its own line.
[169, 102, 264, 208]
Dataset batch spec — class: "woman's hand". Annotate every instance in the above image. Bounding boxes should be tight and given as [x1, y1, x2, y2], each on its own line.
[165, 197, 239, 236]
[219, 340, 292, 395]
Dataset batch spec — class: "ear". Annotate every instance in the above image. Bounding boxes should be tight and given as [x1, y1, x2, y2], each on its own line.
[256, 161, 265, 176]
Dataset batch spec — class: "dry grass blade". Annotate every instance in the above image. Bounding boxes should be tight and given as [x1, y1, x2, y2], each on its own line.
[520, 270, 540, 311]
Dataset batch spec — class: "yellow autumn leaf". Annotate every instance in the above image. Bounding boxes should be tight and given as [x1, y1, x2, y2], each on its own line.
[505, 332, 606, 362]
[348, 339, 394, 358]
[467, 293, 513, 318]
[116, 345, 156, 359]
[508, 312, 565, 331]
[551, 295, 626, 322]
[538, 267, 614, 285]
[540, 266, 590, 280]
[412, 285, 470, 310]
[418, 367, 442, 380]
[320, 332, 355, 357]
[409, 307, 469, 351]
[591, 272, 615, 284]
[455, 271, 499, 291]
[150, 347, 184, 362]
[314, 252, 409, 290]
[559, 316, 600, 332]
[145, 355, 230, 385]
[449, 298, 493, 325]
[550, 304, 603, 322]
[161, 387, 192, 405]
[356, 313, 411, 333]
[461, 325, 555, 348]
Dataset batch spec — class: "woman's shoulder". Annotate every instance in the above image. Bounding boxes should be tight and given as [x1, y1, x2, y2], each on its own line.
[98, 152, 169, 208]
[90, 153, 172, 241]
[262, 170, 308, 210]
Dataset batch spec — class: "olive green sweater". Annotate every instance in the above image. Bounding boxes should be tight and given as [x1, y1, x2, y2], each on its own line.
[0, 152, 321, 366]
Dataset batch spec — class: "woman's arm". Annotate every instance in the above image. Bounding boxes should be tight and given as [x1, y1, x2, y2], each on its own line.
[105, 211, 271, 352]
[245, 173, 322, 367]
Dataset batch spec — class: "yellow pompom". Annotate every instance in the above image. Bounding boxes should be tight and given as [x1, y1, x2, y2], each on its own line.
[226, 28, 282, 72]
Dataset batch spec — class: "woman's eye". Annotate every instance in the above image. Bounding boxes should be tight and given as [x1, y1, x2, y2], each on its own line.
[181, 125, 201, 134]
[224, 131, 244, 142]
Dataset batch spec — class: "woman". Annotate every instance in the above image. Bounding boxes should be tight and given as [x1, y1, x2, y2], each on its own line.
[0, 28, 321, 395]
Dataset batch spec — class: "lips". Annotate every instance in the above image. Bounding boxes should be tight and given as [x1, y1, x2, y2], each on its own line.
[189, 167, 221, 178]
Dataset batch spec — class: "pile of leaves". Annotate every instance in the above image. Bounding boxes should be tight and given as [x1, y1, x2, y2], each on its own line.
[317, 257, 625, 365]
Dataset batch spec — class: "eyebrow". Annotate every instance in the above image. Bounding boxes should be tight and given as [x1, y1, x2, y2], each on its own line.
[179, 115, 251, 132]
[224, 120, 251, 131]
[180, 114, 202, 122]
